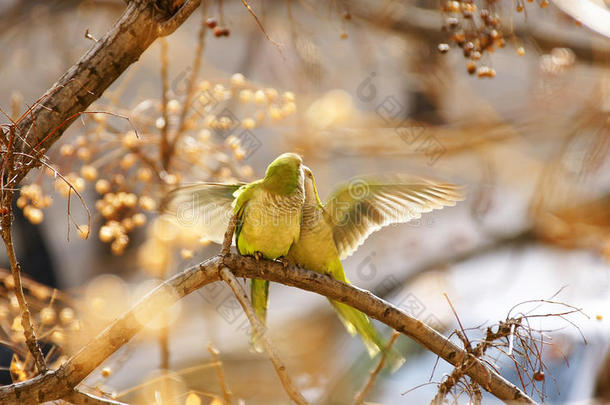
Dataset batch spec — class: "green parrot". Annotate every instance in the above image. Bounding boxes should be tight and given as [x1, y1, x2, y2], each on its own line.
[286, 167, 464, 368]
[163, 153, 306, 346]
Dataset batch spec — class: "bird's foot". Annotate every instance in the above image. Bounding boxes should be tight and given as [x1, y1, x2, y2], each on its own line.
[253, 251, 263, 261]
[277, 256, 289, 269]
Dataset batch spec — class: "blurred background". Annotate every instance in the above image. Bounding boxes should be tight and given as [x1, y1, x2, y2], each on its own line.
[0, 0, 609, 403]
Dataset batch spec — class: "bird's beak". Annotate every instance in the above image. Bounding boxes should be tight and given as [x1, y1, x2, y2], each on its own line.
[302, 165, 323, 207]
[302, 165, 312, 177]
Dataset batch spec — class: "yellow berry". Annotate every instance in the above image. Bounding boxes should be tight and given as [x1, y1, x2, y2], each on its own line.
[123, 193, 138, 208]
[40, 307, 56, 325]
[75, 136, 87, 147]
[242, 118, 256, 129]
[230, 73, 246, 86]
[122, 131, 140, 149]
[27, 207, 44, 224]
[81, 165, 98, 181]
[121, 217, 134, 232]
[264, 88, 278, 101]
[99, 226, 114, 242]
[120, 153, 137, 169]
[269, 106, 283, 120]
[95, 179, 110, 194]
[60, 144, 75, 157]
[132, 213, 147, 227]
[254, 90, 266, 103]
[137, 168, 152, 182]
[77, 147, 91, 161]
[16, 197, 27, 209]
[167, 99, 181, 114]
[283, 91, 295, 102]
[101, 367, 112, 378]
[239, 89, 253, 102]
[139, 196, 156, 211]
[59, 308, 74, 324]
[73, 177, 86, 192]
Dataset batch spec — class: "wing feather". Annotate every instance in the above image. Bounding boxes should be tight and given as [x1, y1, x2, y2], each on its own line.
[162, 183, 244, 244]
[323, 175, 464, 259]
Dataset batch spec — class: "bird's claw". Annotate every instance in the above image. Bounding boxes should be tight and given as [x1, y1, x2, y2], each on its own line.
[276, 256, 290, 268]
[253, 251, 263, 261]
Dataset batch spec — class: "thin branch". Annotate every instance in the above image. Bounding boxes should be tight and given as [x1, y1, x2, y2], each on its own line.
[219, 267, 310, 405]
[170, 2, 208, 158]
[0, 205, 47, 374]
[221, 214, 237, 256]
[65, 389, 128, 405]
[207, 343, 232, 404]
[0, 128, 47, 374]
[353, 331, 400, 405]
[159, 37, 171, 172]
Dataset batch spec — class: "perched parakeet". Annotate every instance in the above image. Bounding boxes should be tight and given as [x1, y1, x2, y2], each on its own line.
[286, 167, 464, 367]
[163, 153, 306, 335]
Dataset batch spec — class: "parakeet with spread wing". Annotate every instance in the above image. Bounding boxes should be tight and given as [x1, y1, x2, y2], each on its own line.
[163, 153, 305, 345]
[285, 167, 463, 368]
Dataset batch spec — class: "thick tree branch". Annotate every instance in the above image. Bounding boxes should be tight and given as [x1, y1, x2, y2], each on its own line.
[0, 254, 536, 405]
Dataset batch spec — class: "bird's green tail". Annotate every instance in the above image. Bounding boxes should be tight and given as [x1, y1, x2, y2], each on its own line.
[250, 279, 269, 353]
[330, 300, 405, 372]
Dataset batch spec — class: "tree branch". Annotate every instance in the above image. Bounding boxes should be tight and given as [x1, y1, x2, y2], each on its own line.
[0, 254, 537, 405]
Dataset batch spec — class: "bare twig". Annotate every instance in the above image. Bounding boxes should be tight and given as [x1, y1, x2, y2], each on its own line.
[65, 389, 128, 405]
[219, 267, 310, 405]
[170, 2, 208, 159]
[354, 331, 400, 405]
[159, 37, 171, 171]
[0, 255, 537, 404]
[207, 343, 232, 404]
[221, 214, 237, 256]
[0, 128, 47, 374]
[0, 205, 47, 374]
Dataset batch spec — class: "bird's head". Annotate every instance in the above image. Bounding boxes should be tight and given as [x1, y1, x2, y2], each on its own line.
[263, 153, 304, 194]
[302, 165, 323, 207]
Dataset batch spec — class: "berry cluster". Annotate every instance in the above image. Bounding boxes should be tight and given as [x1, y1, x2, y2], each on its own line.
[18, 73, 296, 257]
[437, 0, 548, 77]
[17, 184, 52, 225]
[206, 17, 230, 37]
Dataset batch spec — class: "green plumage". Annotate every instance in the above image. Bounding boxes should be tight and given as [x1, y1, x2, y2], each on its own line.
[163, 153, 306, 351]
[287, 169, 464, 370]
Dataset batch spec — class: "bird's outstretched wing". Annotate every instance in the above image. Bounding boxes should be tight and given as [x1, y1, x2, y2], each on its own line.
[162, 183, 244, 244]
[323, 175, 464, 259]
